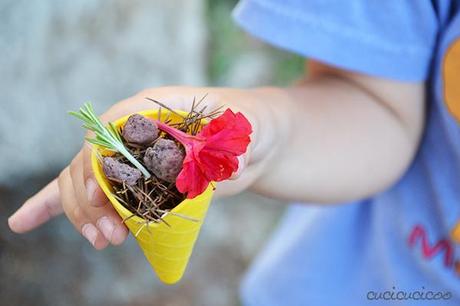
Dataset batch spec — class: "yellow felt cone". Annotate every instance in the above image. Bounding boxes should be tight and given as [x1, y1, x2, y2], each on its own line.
[91, 109, 214, 285]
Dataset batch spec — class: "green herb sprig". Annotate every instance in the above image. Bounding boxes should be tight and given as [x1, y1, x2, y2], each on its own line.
[69, 102, 151, 178]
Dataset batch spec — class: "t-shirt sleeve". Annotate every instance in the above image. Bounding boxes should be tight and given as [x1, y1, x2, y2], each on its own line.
[233, 0, 439, 81]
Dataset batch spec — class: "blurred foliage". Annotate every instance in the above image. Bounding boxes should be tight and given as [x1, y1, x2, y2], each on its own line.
[206, 0, 305, 86]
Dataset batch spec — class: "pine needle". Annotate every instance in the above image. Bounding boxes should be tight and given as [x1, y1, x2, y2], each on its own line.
[69, 102, 151, 178]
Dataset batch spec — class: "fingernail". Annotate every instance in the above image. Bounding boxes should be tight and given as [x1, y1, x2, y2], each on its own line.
[86, 179, 97, 203]
[82, 224, 98, 246]
[97, 216, 115, 242]
[110, 224, 128, 245]
[7, 216, 18, 233]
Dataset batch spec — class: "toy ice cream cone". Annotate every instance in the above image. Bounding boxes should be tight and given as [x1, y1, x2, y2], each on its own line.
[91, 110, 214, 285]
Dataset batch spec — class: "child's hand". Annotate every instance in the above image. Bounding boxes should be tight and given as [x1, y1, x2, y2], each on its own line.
[9, 63, 421, 249]
[8, 87, 271, 249]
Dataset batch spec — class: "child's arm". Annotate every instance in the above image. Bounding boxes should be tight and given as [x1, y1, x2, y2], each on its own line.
[248, 60, 425, 203]
[8, 60, 425, 248]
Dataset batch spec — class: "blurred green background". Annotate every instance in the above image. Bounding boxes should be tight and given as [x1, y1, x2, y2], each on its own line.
[208, 0, 304, 86]
[0, 1, 303, 305]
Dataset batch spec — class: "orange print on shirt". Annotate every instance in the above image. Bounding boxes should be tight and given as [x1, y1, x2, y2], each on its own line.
[444, 38, 460, 122]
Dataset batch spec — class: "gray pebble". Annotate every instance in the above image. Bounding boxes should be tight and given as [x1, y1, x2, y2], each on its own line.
[102, 157, 142, 186]
[143, 139, 185, 183]
[122, 114, 159, 146]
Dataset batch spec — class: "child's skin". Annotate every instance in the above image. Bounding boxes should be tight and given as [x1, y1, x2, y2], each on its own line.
[8, 60, 425, 249]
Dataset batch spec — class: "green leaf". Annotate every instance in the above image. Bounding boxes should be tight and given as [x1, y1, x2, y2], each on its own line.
[70, 102, 151, 178]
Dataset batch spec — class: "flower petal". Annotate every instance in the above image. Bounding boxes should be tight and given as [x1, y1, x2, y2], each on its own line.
[198, 149, 239, 182]
[200, 109, 252, 155]
[176, 160, 209, 199]
[157, 108, 252, 199]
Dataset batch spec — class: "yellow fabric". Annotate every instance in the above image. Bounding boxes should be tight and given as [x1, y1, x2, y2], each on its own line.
[444, 39, 460, 243]
[452, 223, 460, 244]
[444, 39, 460, 122]
[92, 110, 214, 284]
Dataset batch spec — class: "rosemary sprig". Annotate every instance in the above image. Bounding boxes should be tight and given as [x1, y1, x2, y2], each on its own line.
[69, 102, 151, 179]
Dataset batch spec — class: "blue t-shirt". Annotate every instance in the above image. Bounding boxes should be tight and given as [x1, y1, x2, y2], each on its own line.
[233, 1, 460, 305]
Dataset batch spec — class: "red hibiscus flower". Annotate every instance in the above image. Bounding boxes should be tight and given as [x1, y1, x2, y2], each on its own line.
[156, 109, 252, 198]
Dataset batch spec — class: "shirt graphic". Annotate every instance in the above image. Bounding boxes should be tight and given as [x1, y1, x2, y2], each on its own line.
[444, 38, 460, 123]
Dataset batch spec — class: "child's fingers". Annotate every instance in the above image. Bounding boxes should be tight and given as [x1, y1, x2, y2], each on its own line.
[8, 179, 63, 233]
[58, 167, 109, 250]
[70, 152, 128, 245]
[229, 144, 252, 180]
[86, 200, 129, 246]
[229, 154, 249, 180]
[214, 154, 264, 198]
[82, 144, 107, 208]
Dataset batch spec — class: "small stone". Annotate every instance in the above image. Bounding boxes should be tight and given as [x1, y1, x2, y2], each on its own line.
[102, 157, 142, 186]
[143, 139, 185, 183]
[122, 114, 159, 146]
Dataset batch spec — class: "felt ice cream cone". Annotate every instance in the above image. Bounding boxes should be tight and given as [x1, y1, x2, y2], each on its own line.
[91, 110, 214, 285]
